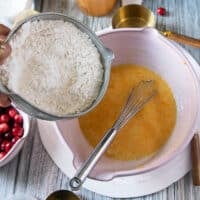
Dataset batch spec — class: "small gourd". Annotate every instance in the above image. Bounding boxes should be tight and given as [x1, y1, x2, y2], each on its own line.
[77, 0, 117, 16]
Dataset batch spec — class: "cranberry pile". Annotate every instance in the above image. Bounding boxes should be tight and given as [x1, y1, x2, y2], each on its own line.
[0, 106, 24, 160]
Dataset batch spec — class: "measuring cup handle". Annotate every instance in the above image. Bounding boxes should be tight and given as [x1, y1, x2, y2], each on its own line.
[69, 128, 117, 191]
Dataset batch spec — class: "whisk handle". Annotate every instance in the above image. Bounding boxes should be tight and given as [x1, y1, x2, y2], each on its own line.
[69, 128, 117, 191]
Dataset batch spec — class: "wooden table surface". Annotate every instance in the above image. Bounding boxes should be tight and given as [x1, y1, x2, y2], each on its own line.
[0, 0, 200, 199]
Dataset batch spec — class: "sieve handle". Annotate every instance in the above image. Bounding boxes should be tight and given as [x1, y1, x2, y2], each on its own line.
[162, 31, 200, 48]
[69, 128, 117, 191]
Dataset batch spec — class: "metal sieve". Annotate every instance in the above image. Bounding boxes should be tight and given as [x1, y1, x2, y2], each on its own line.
[1, 13, 114, 120]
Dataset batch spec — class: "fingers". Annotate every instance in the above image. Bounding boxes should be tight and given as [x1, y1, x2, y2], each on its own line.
[0, 93, 11, 107]
[0, 35, 11, 65]
[0, 25, 11, 107]
[0, 24, 10, 36]
[0, 24, 11, 64]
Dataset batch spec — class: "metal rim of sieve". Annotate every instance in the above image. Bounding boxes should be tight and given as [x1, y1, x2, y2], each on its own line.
[2, 12, 114, 120]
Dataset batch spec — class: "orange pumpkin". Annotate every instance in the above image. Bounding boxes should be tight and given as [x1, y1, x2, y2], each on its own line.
[77, 0, 117, 16]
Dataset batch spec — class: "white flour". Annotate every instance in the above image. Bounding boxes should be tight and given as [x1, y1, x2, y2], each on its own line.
[0, 20, 103, 116]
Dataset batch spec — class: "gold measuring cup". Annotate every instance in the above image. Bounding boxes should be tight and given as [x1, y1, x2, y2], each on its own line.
[112, 4, 200, 48]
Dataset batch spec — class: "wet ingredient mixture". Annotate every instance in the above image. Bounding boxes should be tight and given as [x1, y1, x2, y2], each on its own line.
[79, 64, 177, 161]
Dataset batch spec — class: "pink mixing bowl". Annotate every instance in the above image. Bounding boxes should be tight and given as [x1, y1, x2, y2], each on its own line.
[56, 27, 200, 180]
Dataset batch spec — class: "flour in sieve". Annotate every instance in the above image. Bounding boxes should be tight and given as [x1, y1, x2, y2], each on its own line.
[0, 20, 104, 116]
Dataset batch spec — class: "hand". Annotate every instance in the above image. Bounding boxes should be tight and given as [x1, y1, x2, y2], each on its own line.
[0, 24, 11, 107]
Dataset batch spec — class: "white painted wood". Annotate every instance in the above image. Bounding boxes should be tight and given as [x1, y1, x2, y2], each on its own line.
[0, 0, 200, 199]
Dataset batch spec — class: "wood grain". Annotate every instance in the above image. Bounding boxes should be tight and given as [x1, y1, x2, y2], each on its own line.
[0, 0, 200, 199]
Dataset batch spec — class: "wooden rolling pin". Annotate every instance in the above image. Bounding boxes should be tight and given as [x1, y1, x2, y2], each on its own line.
[191, 133, 200, 185]
[162, 31, 200, 48]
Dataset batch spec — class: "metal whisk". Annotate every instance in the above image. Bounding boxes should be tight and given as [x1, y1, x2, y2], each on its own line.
[69, 80, 157, 191]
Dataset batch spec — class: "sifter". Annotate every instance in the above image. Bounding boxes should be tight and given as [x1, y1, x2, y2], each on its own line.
[0, 13, 114, 121]
[112, 4, 200, 48]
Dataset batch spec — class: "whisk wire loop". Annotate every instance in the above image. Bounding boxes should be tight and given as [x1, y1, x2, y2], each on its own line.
[113, 80, 156, 130]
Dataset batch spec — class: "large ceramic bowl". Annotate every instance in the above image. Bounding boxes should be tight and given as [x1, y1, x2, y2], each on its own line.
[56, 27, 200, 180]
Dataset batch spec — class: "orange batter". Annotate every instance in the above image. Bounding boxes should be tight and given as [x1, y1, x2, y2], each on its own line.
[79, 64, 176, 160]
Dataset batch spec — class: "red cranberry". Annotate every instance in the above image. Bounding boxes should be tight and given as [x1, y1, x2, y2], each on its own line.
[0, 152, 6, 159]
[8, 108, 18, 118]
[11, 136, 20, 145]
[4, 141, 12, 152]
[156, 7, 166, 16]
[14, 114, 23, 124]
[0, 123, 10, 134]
[12, 127, 24, 137]
[1, 140, 11, 152]
[4, 132, 13, 140]
[0, 114, 10, 123]
[1, 140, 7, 151]
[1, 140, 12, 152]
[13, 123, 21, 128]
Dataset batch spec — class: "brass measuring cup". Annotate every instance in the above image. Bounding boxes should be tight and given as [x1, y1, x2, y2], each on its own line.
[112, 4, 200, 48]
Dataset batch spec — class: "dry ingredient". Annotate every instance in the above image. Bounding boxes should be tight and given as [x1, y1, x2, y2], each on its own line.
[0, 20, 103, 116]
